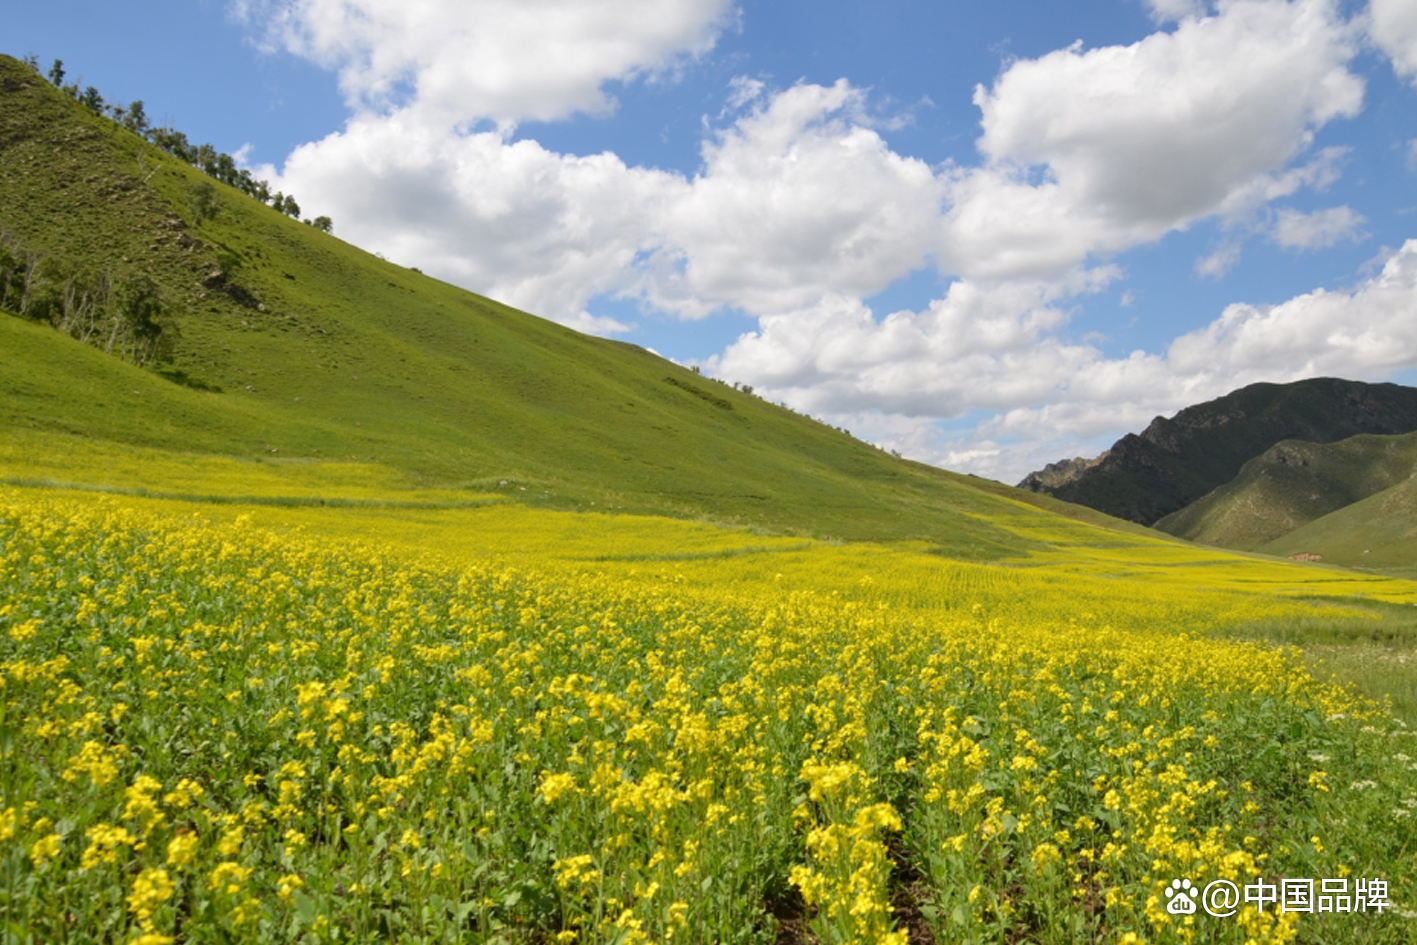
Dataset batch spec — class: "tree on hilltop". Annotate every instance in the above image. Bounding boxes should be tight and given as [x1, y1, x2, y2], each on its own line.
[194, 143, 217, 177]
[79, 86, 104, 114]
[148, 127, 194, 163]
[33, 54, 331, 235]
[213, 152, 238, 188]
[121, 100, 148, 134]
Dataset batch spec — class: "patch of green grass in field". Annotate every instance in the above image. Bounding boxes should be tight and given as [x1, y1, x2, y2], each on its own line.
[1223, 599, 1417, 724]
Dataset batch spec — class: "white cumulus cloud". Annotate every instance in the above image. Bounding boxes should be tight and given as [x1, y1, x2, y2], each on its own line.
[1143, 0, 1209, 23]
[1369, 0, 1417, 84]
[252, 0, 1370, 331]
[1196, 242, 1243, 278]
[234, 0, 737, 124]
[706, 269, 1120, 419]
[237, 0, 1408, 488]
[266, 78, 947, 327]
[940, 0, 1363, 279]
[1165, 239, 1417, 381]
[638, 80, 944, 319]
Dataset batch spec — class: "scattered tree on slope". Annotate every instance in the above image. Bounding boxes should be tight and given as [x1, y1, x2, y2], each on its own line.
[28, 56, 331, 232]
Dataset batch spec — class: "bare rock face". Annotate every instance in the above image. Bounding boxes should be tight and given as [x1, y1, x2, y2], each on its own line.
[1018, 378, 1417, 525]
[1017, 452, 1109, 492]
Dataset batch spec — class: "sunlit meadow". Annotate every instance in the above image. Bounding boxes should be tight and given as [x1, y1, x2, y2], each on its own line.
[2, 445, 1415, 943]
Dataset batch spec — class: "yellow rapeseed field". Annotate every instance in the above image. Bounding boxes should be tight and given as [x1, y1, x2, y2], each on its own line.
[1, 478, 1414, 943]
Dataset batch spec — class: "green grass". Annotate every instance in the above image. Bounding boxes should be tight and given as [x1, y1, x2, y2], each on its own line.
[1222, 598, 1417, 723]
[1260, 473, 1417, 578]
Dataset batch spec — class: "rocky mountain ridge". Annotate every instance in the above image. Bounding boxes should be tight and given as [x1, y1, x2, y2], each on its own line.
[1018, 378, 1417, 525]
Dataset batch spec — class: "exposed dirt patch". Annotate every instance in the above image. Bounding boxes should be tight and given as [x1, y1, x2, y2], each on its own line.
[1072, 854, 1113, 944]
[887, 834, 937, 945]
[766, 888, 814, 945]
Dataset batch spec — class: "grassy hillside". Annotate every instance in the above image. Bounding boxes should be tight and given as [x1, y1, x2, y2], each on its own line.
[1155, 431, 1417, 550]
[0, 53, 1148, 557]
[1259, 471, 1417, 579]
[1031, 378, 1417, 524]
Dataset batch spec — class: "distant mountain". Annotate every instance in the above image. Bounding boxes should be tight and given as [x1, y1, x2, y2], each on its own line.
[1017, 378, 1417, 525]
[1154, 431, 1417, 549]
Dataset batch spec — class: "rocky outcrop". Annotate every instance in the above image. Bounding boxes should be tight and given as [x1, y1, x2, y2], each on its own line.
[1017, 452, 1109, 493]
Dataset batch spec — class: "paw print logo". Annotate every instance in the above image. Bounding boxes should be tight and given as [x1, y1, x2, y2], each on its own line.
[1165, 878, 1198, 915]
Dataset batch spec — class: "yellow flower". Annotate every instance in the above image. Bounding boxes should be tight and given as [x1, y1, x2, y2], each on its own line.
[8, 618, 40, 641]
[208, 861, 253, 895]
[217, 824, 244, 857]
[123, 776, 166, 836]
[30, 833, 62, 868]
[282, 828, 307, 857]
[81, 823, 137, 869]
[62, 740, 122, 787]
[127, 868, 174, 925]
[277, 872, 305, 902]
[162, 778, 204, 809]
[553, 854, 600, 889]
[166, 832, 199, 869]
[1031, 842, 1062, 871]
[539, 771, 578, 803]
[129, 935, 175, 945]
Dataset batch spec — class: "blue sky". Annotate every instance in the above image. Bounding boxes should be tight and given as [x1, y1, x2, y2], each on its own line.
[10, 0, 1417, 482]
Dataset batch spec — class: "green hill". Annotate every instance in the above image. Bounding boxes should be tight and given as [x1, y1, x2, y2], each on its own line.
[1154, 431, 1417, 550]
[1257, 470, 1417, 578]
[0, 53, 1155, 557]
[1020, 378, 1417, 525]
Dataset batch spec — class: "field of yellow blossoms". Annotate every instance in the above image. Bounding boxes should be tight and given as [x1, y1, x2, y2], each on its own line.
[1, 479, 1415, 944]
